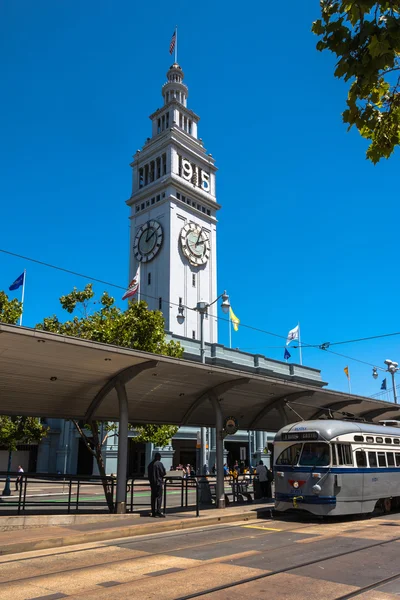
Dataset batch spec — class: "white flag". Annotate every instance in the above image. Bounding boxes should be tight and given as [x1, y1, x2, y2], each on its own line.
[286, 325, 299, 346]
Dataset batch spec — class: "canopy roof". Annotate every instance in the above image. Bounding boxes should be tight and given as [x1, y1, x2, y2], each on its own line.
[0, 324, 398, 431]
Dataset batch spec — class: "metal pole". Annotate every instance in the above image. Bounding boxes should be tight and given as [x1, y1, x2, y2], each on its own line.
[392, 371, 397, 404]
[210, 393, 225, 508]
[175, 25, 178, 64]
[297, 322, 303, 366]
[248, 430, 252, 468]
[199, 309, 207, 473]
[19, 270, 26, 326]
[2, 450, 12, 496]
[115, 380, 129, 513]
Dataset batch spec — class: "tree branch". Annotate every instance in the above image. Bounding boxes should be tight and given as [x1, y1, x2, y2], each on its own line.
[72, 419, 96, 457]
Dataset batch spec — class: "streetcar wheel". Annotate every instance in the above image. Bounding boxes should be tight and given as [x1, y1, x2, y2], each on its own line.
[383, 498, 392, 513]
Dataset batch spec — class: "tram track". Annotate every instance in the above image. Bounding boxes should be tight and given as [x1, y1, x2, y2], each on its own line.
[1, 517, 399, 597]
[173, 532, 400, 599]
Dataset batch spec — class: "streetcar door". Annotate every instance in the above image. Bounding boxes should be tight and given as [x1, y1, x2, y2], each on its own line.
[355, 449, 367, 503]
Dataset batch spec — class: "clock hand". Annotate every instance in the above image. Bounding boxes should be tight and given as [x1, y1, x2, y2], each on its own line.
[196, 229, 205, 246]
[146, 228, 155, 243]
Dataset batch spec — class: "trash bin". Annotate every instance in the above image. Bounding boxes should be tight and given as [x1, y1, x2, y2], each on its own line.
[253, 477, 262, 500]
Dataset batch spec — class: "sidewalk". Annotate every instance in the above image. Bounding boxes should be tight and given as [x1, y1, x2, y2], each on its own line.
[0, 501, 274, 556]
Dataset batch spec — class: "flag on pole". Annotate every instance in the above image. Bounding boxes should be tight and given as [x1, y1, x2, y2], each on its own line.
[9, 272, 25, 291]
[229, 307, 240, 332]
[381, 378, 387, 390]
[284, 348, 291, 360]
[169, 31, 176, 55]
[122, 266, 140, 300]
[286, 325, 299, 345]
[344, 366, 349, 379]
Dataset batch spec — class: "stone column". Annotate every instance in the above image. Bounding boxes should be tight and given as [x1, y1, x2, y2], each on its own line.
[254, 431, 265, 465]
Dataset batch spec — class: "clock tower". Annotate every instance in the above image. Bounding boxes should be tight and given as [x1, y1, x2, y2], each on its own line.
[126, 63, 220, 343]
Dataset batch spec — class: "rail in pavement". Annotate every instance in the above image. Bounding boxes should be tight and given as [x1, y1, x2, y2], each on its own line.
[0, 501, 274, 556]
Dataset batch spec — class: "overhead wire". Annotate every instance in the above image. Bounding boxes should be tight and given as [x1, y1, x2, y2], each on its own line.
[0, 247, 395, 373]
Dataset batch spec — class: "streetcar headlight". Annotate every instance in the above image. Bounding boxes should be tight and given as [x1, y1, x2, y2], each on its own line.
[312, 484, 322, 495]
[293, 481, 299, 489]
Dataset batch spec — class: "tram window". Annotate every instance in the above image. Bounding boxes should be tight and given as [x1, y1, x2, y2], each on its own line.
[299, 443, 330, 467]
[368, 452, 377, 467]
[376, 437, 383, 444]
[366, 436, 374, 443]
[337, 444, 353, 465]
[354, 435, 364, 442]
[356, 450, 367, 467]
[385, 438, 392, 444]
[396, 453, 400, 467]
[387, 452, 395, 467]
[276, 443, 302, 466]
[378, 452, 387, 467]
[394, 439, 400, 445]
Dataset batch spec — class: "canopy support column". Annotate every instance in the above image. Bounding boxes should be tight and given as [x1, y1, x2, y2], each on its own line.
[210, 393, 225, 509]
[115, 380, 129, 514]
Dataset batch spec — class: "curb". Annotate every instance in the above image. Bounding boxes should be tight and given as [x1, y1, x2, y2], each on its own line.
[0, 508, 272, 557]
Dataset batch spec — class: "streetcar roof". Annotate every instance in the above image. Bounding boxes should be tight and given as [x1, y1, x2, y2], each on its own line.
[275, 419, 400, 441]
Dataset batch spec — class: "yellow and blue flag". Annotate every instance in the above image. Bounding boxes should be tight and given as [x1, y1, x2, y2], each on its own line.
[229, 307, 240, 332]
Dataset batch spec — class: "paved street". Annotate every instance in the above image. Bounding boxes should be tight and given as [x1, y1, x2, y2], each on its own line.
[2, 511, 400, 599]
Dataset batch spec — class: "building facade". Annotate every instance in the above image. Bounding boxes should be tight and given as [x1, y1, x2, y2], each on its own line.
[126, 63, 218, 343]
[30, 62, 327, 477]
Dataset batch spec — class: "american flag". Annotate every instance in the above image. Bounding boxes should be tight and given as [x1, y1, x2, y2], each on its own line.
[169, 31, 176, 55]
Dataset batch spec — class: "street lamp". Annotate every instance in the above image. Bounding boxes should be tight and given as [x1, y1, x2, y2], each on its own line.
[385, 359, 399, 404]
[372, 360, 399, 404]
[176, 290, 230, 364]
[177, 291, 230, 472]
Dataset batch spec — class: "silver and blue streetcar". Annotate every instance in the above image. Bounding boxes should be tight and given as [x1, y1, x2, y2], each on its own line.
[274, 419, 400, 516]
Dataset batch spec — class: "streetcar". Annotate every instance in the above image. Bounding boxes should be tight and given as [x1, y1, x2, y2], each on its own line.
[274, 419, 400, 516]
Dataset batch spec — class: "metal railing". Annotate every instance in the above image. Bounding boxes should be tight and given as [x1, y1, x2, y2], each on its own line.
[0, 471, 115, 514]
[163, 476, 200, 517]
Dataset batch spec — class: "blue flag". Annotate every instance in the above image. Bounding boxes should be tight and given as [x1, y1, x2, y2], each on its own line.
[9, 272, 25, 291]
[284, 348, 291, 360]
[381, 378, 387, 390]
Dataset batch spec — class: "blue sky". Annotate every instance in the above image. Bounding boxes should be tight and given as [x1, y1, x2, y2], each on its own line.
[1, 0, 399, 400]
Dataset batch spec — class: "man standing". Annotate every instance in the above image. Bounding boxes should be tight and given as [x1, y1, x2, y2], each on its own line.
[256, 460, 268, 499]
[148, 452, 166, 518]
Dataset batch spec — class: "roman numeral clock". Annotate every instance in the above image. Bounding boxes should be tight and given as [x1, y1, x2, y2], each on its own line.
[180, 222, 210, 266]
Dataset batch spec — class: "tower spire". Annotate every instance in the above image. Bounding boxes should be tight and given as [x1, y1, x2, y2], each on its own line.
[162, 63, 188, 107]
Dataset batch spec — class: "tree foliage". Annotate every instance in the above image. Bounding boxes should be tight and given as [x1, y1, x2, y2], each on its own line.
[37, 284, 182, 357]
[0, 291, 22, 325]
[36, 285, 181, 504]
[313, 1, 400, 162]
[0, 293, 46, 459]
[0, 416, 47, 452]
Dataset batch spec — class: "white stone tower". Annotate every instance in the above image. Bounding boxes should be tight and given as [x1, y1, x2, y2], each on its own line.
[126, 63, 220, 342]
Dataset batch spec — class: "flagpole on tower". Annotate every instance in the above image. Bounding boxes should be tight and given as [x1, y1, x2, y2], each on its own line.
[19, 270, 26, 327]
[175, 26, 178, 63]
[229, 315, 232, 349]
[297, 322, 303, 366]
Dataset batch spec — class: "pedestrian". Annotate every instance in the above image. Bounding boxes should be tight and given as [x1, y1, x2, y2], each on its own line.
[148, 452, 166, 518]
[256, 460, 268, 499]
[15, 465, 24, 491]
[223, 463, 229, 476]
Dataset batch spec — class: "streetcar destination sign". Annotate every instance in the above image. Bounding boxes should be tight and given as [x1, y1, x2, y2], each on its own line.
[282, 432, 319, 441]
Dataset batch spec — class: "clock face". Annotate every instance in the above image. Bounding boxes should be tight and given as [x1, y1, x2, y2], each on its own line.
[180, 222, 210, 266]
[134, 220, 163, 262]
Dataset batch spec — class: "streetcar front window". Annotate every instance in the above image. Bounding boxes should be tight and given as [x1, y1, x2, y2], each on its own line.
[276, 443, 302, 466]
[299, 442, 330, 467]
